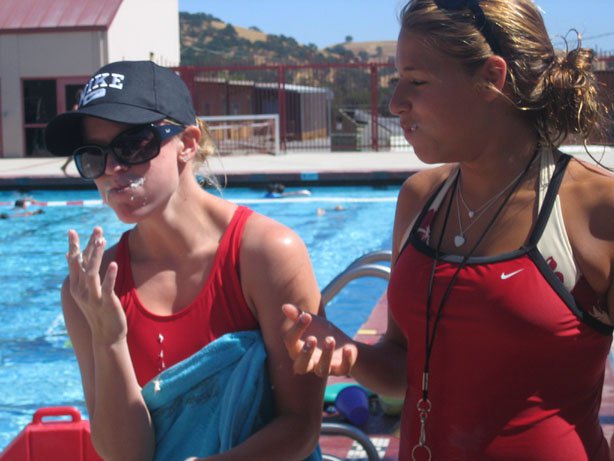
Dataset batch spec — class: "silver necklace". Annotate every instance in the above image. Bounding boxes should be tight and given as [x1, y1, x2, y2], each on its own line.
[454, 168, 526, 247]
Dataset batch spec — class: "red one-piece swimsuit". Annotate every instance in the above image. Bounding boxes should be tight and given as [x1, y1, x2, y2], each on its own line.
[114, 205, 259, 387]
[388, 151, 613, 460]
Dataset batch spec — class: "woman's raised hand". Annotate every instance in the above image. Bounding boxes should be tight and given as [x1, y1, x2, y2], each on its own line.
[282, 304, 358, 378]
[66, 227, 127, 346]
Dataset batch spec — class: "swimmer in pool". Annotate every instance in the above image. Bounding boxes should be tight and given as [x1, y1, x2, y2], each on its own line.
[265, 183, 312, 198]
[0, 199, 44, 219]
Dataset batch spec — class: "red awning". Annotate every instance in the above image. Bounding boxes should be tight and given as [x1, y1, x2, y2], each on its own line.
[0, 0, 123, 33]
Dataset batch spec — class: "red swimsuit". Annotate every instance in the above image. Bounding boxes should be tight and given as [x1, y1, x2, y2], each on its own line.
[388, 152, 612, 460]
[114, 206, 259, 387]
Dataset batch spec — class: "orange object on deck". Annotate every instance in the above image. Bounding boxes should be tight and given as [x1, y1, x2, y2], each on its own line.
[0, 407, 102, 461]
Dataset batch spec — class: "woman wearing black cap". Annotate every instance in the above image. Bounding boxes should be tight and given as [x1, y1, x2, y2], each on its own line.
[45, 61, 323, 461]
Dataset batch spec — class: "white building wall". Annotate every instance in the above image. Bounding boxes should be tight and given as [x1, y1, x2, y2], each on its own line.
[107, 0, 180, 66]
[0, 0, 180, 157]
[0, 31, 105, 157]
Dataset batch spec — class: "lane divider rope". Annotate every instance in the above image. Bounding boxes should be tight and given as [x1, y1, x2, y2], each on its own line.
[1, 196, 397, 207]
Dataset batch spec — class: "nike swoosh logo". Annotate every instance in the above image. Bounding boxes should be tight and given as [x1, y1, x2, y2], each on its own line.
[500, 269, 524, 280]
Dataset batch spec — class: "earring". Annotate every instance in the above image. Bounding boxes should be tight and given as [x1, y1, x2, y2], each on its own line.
[180, 154, 190, 163]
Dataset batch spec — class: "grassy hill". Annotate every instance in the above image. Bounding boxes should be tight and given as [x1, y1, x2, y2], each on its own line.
[179, 12, 395, 66]
[340, 40, 397, 62]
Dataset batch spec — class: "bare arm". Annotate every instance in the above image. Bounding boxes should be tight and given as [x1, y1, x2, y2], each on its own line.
[281, 168, 451, 397]
[197, 214, 324, 461]
[63, 228, 154, 461]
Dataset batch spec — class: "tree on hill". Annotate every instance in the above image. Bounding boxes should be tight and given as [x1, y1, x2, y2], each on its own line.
[179, 12, 221, 25]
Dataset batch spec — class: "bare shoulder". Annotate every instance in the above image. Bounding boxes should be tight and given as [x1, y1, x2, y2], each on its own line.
[567, 158, 614, 250]
[392, 165, 455, 255]
[397, 165, 455, 211]
[241, 211, 308, 261]
[241, 211, 315, 283]
[564, 158, 614, 227]
[561, 159, 614, 301]
[239, 211, 320, 319]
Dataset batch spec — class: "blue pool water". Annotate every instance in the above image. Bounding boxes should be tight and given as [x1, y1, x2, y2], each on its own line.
[0, 184, 398, 451]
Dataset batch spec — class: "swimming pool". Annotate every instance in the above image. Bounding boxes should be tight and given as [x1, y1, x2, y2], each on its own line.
[0, 184, 398, 451]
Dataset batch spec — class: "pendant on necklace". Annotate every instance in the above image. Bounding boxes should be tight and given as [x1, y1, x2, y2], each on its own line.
[454, 234, 465, 247]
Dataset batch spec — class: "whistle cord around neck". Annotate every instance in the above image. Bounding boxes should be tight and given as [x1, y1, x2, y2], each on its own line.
[423, 149, 539, 401]
[412, 149, 540, 461]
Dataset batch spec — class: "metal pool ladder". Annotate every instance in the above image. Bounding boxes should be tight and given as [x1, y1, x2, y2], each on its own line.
[321, 250, 391, 307]
[320, 250, 392, 461]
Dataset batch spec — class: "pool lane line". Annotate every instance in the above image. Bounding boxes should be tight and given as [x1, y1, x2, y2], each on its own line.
[1, 197, 398, 207]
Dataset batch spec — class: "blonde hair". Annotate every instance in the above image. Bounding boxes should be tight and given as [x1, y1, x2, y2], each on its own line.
[194, 118, 216, 166]
[400, 0, 609, 148]
[194, 118, 222, 190]
[165, 117, 221, 189]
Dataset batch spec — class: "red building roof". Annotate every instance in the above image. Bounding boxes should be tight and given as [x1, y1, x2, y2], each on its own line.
[0, 0, 123, 34]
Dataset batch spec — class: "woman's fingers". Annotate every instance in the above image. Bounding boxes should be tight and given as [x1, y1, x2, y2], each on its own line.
[67, 230, 84, 287]
[101, 261, 118, 303]
[293, 336, 318, 375]
[82, 226, 102, 253]
[81, 227, 103, 271]
[67, 229, 81, 262]
[281, 303, 302, 322]
[282, 303, 357, 377]
[66, 227, 108, 303]
[282, 304, 312, 359]
[331, 344, 357, 376]
[84, 233, 106, 277]
[81, 230, 105, 300]
[315, 336, 335, 378]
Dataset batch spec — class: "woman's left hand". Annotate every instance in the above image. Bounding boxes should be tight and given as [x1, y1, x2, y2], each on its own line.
[282, 303, 357, 378]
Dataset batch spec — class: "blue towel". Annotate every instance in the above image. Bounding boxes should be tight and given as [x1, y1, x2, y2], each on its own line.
[142, 330, 321, 461]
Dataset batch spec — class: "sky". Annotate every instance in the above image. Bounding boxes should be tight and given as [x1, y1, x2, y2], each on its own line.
[178, 0, 614, 54]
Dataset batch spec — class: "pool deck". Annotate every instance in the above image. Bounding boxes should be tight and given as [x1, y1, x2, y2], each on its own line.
[0, 149, 428, 188]
[1, 145, 612, 189]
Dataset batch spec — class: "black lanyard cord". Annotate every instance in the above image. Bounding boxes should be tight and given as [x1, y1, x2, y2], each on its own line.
[422, 149, 540, 401]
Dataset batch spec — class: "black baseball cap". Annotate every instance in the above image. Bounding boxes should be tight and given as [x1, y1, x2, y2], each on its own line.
[45, 60, 196, 156]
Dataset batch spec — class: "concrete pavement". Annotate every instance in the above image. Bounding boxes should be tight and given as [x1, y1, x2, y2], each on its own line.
[0, 145, 612, 189]
[0, 149, 427, 188]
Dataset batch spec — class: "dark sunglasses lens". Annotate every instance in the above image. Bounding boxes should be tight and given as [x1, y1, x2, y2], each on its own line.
[74, 147, 106, 179]
[112, 126, 160, 164]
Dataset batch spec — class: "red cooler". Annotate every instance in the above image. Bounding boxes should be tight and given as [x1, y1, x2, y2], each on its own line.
[0, 407, 102, 461]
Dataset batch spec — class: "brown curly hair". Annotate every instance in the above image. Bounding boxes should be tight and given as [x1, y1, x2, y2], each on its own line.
[399, 0, 609, 148]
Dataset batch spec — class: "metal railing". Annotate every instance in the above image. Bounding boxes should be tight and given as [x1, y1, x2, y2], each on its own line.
[321, 250, 391, 307]
[321, 422, 381, 461]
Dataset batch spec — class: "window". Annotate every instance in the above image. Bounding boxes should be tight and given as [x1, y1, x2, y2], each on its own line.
[22, 78, 87, 157]
[23, 80, 56, 124]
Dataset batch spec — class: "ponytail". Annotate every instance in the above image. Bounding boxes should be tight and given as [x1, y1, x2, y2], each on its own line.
[535, 42, 609, 147]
